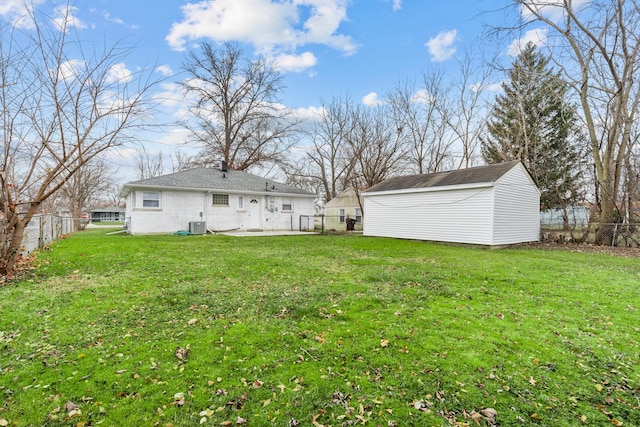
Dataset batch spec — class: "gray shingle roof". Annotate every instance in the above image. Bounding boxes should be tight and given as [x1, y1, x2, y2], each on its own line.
[123, 167, 317, 196]
[364, 161, 522, 193]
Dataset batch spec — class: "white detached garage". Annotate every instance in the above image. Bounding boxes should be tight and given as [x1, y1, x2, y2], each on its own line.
[363, 161, 540, 246]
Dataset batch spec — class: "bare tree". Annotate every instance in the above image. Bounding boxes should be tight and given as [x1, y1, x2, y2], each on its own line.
[387, 72, 453, 174]
[135, 149, 164, 179]
[347, 105, 407, 190]
[285, 96, 357, 203]
[180, 42, 299, 171]
[170, 149, 194, 173]
[57, 159, 113, 218]
[0, 4, 159, 275]
[446, 53, 491, 169]
[510, 0, 640, 244]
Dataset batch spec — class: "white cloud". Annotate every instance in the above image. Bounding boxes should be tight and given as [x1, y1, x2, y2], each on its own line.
[0, 0, 44, 29]
[57, 59, 86, 81]
[165, 0, 356, 71]
[362, 92, 383, 106]
[156, 65, 174, 77]
[470, 81, 503, 92]
[390, 0, 402, 11]
[52, 5, 86, 31]
[426, 29, 458, 62]
[273, 51, 317, 73]
[520, 0, 590, 23]
[106, 63, 133, 84]
[507, 28, 547, 57]
[411, 89, 435, 104]
[294, 105, 325, 122]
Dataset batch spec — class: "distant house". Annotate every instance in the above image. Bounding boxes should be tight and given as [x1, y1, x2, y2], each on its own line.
[120, 164, 318, 235]
[324, 188, 363, 231]
[89, 207, 125, 222]
[363, 161, 540, 246]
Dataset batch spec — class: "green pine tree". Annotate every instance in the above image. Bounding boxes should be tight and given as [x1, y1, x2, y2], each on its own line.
[482, 42, 585, 223]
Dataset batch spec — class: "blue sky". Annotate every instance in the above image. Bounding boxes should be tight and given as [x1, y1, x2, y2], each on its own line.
[3, 0, 548, 181]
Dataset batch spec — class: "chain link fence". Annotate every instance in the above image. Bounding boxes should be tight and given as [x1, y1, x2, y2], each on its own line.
[540, 220, 640, 247]
[299, 215, 363, 232]
[20, 214, 76, 255]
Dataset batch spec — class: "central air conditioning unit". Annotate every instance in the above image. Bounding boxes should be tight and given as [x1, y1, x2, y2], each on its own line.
[189, 221, 206, 235]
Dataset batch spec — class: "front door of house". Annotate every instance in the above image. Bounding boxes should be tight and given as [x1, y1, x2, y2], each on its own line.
[248, 198, 261, 230]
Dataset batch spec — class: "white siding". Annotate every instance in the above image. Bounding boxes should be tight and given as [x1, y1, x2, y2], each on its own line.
[492, 164, 540, 245]
[127, 189, 316, 235]
[363, 163, 540, 246]
[128, 189, 208, 234]
[364, 186, 496, 245]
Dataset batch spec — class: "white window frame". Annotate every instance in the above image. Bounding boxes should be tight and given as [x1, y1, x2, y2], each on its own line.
[141, 191, 160, 208]
[282, 198, 293, 211]
[339, 208, 345, 223]
[355, 208, 362, 223]
[238, 196, 244, 210]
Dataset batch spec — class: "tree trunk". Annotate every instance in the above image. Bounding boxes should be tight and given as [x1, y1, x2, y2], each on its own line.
[596, 195, 616, 246]
[1, 219, 27, 276]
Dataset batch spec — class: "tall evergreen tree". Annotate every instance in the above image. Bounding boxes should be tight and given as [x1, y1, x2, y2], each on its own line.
[482, 42, 584, 220]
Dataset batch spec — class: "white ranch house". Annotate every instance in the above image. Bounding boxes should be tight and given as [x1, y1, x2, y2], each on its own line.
[121, 165, 317, 235]
[363, 161, 540, 246]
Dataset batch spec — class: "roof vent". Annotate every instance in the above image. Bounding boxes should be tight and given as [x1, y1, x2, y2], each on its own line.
[220, 161, 228, 172]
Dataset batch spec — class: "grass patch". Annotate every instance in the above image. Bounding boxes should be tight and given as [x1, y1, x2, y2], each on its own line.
[1, 230, 639, 426]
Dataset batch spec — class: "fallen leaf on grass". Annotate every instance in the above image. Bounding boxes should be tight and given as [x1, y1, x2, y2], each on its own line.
[311, 412, 326, 427]
[380, 339, 390, 348]
[0, 419, 8, 426]
[175, 345, 190, 361]
[188, 318, 198, 325]
[172, 392, 185, 406]
[611, 419, 624, 426]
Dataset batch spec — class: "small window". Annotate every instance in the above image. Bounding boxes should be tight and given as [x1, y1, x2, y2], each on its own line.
[355, 208, 362, 223]
[212, 194, 229, 206]
[142, 191, 160, 208]
[238, 196, 244, 209]
[339, 208, 345, 223]
[282, 198, 292, 211]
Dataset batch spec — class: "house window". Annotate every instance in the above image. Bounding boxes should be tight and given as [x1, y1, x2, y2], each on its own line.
[282, 198, 292, 211]
[355, 208, 362, 223]
[142, 191, 160, 208]
[339, 208, 345, 223]
[238, 196, 244, 209]
[212, 194, 229, 206]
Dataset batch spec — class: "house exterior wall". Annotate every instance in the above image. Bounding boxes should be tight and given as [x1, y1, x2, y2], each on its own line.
[363, 185, 495, 245]
[324, 189, 363, 231]
[492, 164, 540, 245]
[125, 189, 315, 235]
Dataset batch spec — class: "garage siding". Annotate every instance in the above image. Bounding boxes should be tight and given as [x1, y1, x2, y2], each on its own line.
[362, 162, 540, 246]
[363, 185, 496, 245]
[492, 165, 540, 245]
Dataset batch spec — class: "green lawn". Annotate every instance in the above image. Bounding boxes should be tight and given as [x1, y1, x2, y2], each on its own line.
[1, 230, 639, 426]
